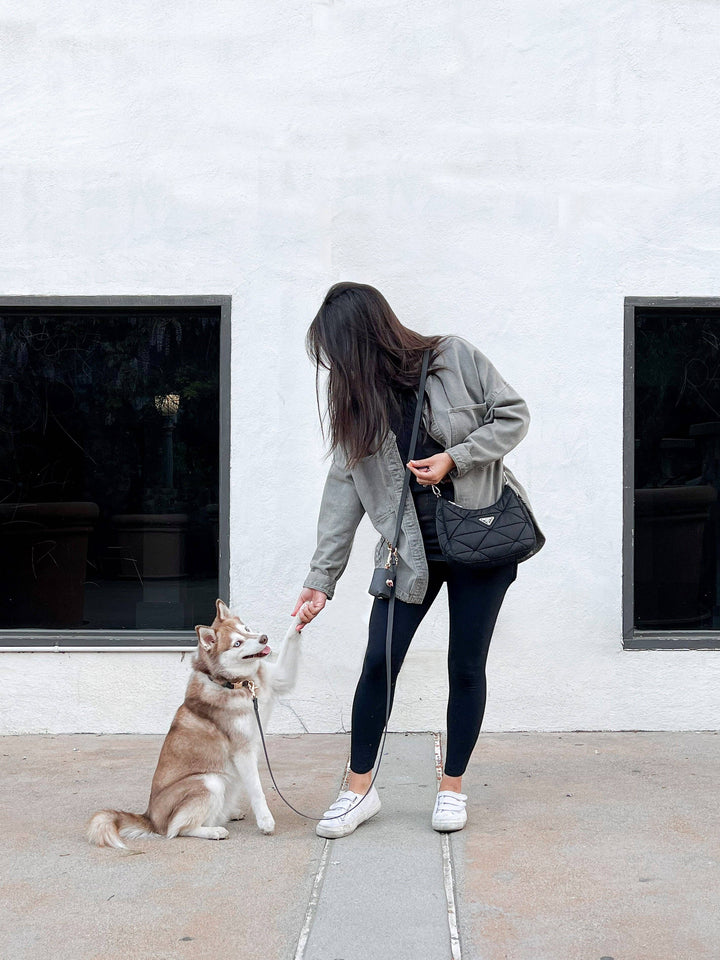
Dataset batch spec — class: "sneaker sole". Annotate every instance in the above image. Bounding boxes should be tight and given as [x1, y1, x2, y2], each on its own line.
[315, 804, 381, 839]
[432, 817, 467, 832]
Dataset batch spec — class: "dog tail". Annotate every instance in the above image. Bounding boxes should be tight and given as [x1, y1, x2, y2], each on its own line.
[86, 809, 157, 849]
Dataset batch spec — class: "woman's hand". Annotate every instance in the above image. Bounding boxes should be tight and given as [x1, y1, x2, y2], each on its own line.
[407, 452, 456, 486]
[291, 589, 328, 632]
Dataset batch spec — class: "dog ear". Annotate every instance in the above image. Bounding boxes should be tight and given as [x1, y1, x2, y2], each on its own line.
[215, 599, 232, 621]
[195, 625, 217, 650]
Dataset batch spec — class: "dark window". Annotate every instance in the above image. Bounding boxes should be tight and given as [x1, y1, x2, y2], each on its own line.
[633, 306, 720, 633]
[0, 303, 222, 635]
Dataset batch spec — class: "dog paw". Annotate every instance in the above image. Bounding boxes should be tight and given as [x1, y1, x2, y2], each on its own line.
[208, 827, 229, 840]
[228, 811, 247, 821]
[257, 815, 275, 835]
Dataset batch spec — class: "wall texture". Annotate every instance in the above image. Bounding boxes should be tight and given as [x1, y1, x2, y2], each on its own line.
[2, 0, 720, 733]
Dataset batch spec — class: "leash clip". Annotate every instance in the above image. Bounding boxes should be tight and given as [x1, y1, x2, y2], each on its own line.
[242, 679, 257, 698]
[385, 543, 398, 569]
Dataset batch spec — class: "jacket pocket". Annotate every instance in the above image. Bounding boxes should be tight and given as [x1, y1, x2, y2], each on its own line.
[447, 402, 489, 445]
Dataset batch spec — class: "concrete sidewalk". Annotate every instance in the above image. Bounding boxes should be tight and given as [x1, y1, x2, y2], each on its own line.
[1, 731, 718, 960]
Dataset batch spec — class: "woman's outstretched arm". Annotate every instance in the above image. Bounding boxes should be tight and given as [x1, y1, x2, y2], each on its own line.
[300, 452, 366, 601]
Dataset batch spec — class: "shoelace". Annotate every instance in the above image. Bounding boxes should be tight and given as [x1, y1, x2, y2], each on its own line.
[321, 793, 358, 820]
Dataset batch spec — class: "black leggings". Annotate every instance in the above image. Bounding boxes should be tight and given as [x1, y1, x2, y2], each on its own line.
[350, 559, 518, 778]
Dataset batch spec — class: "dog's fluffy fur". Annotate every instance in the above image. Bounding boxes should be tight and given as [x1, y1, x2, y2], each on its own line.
[87, 599, 302, 848]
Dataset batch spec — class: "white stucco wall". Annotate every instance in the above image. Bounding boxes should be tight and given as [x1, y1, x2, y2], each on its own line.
[2, 0, 719, 734]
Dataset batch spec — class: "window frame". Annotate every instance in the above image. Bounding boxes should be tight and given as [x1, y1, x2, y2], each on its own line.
[0, 294, 231, 651]
[624, 296, 720, 650]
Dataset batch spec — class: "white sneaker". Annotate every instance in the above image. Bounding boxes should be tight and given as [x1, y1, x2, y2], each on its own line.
[315, 786, 382, 839]
[432, 790, 468, 832]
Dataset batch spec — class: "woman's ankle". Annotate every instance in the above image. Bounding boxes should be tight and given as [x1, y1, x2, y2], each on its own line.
[348, 769, 373, 794]
[439, 773, 463, 793]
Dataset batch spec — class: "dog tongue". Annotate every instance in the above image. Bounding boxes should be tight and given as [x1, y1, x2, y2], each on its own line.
[243, 645, 272, 660]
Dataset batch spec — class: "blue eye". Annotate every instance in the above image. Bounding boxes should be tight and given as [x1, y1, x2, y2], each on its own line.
[233, 640, 242, 647]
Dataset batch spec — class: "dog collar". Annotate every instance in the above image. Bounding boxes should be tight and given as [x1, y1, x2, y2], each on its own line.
[210, 676, 257, 696]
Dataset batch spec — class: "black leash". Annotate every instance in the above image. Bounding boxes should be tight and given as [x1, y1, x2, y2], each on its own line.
[252, 686, 392, 822]
[252, 349, 431, 822]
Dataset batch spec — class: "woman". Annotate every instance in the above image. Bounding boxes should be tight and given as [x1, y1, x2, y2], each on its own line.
[292, 281, 544, 839]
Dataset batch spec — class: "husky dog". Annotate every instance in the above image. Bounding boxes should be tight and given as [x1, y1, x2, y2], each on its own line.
[87, 599, 303, 848]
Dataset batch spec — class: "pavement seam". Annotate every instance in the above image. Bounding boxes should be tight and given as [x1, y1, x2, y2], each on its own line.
[293, 837, 333, 960]
[292, 754, 351, 960]
[434, 732, 463, 960]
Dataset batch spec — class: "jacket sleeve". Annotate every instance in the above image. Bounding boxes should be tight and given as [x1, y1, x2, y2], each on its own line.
[444, 343, 530, 479]
[302, 450, 366, 600]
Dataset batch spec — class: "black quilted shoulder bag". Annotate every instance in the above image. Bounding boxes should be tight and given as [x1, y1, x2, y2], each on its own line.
[431, 470, 537, 568]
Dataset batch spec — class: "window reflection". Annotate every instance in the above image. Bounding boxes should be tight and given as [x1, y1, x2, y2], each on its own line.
[634, 308, 720, 630]
[0, 307, 220, 631]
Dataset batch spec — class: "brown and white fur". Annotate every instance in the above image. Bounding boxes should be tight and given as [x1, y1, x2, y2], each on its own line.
[87, 599, 303, 848]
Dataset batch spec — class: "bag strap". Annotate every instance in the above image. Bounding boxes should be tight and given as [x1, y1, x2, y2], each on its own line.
[372, 347, 430, 811]
[388, 347, 431, 557]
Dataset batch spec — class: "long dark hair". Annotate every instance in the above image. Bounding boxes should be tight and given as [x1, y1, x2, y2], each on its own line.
[306, 281, 448, 468]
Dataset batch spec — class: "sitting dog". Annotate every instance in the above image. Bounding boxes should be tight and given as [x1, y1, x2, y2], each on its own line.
[87, 599, 302, 848]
